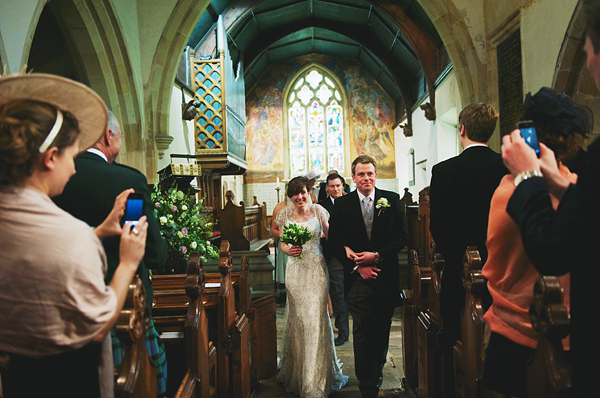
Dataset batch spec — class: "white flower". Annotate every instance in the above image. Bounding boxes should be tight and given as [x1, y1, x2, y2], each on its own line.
[182, 205, 188, 211]
[190, 241, 197, 249]
[159, 216, 168, 225]
[375, 197, 390, 215]
[376, 197, 390, 209]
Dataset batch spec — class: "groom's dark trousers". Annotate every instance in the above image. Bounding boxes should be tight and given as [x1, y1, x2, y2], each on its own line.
[328, 188, 407, 398]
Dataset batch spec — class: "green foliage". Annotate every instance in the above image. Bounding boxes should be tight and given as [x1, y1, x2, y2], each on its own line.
[151, 183, 218, 271]
[280, 223, 312, 246]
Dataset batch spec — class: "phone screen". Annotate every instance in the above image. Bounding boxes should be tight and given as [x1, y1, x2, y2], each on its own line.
[518, 121, 541, 156]
[124, 196, 144, 226]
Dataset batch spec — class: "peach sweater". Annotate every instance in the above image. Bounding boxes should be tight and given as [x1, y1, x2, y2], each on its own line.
[482, 166, 573, 349]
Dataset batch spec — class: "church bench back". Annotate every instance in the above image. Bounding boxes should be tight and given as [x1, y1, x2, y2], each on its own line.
[114, 276, 158, 398]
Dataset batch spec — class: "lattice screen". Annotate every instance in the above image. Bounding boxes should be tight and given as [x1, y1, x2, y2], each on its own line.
[192, 60, 225, 152]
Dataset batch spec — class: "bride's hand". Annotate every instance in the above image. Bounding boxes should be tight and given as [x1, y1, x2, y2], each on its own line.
[284, 244, 303, 257]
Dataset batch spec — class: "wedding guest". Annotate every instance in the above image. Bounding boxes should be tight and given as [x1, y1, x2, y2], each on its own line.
[500, 3, 600, 393]
[319, 173, 350, 346]
[0, 73, 147, 398]
[53, 110, 168, 394]
[482, 87, 584, 397]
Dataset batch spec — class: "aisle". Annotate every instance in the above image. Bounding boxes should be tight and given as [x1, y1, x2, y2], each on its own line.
[251, 305, 413, 397]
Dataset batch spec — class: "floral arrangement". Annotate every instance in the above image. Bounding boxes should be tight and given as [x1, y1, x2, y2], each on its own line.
[280, 223, 312, 259]
[151, 183, 219, 273]
[376, 197, 391, 216]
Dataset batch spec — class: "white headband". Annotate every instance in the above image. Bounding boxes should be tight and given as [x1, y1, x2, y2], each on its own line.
[38, 110, 63, 153]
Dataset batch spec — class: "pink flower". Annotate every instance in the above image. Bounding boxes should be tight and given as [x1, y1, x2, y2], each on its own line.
[181, 246, 188, 254]
[155, 202, 161, 208]
[172, 205, 178, 212]
[181, 227, 188, 235]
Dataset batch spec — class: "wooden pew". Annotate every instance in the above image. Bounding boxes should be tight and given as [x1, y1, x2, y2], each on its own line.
[114, 276, 157, 398]
[404, 186, 455, 398]
[218, 196, 272, 253]
[400, 250, 421, 390]
[152, 252, 276, 391]
[453, 246, 487, 398]
[216, 241, 251, 398]
[238, 256, 278, 387]
[175, 252, 217, 398]
[527, 276, 571, 398]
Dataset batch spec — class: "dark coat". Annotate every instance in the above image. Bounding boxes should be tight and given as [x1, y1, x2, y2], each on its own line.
[429, 146, 507, 267]
[507, 138, 600, 397]
[328, 188, 408, 305]
[429, 145, 507, 338]
[53, 151, 167, 311]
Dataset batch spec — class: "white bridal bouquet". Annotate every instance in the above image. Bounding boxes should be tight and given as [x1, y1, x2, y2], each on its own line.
[281, 223, 312, 259]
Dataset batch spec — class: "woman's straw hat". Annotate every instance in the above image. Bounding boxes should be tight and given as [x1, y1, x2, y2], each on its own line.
[0, 73, 108, 151]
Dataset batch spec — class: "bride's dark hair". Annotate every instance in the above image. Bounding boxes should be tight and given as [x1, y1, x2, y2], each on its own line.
[287, 176, 309, 198]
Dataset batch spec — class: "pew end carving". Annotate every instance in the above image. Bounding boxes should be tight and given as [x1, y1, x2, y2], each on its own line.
[217, 241, 252, 398]
[175, 251, 217, 398]
[527, 276, 571, 398]
[114, 276, 157, 398]
[453, 246, 487, 398]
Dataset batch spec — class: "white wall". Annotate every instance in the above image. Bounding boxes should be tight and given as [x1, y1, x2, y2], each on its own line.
[398, 71, 461, 199]
[521, 0, 579, 95]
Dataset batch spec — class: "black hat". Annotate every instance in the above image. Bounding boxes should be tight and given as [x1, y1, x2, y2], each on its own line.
[522, 87, 593, 138]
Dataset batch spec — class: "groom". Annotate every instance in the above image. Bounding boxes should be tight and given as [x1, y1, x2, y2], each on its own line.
[328, 155, 407, 398]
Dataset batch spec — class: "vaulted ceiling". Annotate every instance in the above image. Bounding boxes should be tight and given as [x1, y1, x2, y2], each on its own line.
[186, 0, 447, 122]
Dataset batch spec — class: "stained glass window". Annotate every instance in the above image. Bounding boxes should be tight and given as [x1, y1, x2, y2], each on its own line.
[287, 67, 345, 176]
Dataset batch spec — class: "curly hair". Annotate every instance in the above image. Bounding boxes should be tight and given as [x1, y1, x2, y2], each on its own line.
[0, 99, 79, 186]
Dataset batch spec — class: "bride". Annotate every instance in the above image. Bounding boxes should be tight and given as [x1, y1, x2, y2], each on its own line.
[276, 176, 348, 397]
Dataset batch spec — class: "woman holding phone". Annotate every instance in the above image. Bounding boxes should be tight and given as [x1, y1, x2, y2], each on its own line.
[481, 87, 591, 397]
[0, 73, 147, 398]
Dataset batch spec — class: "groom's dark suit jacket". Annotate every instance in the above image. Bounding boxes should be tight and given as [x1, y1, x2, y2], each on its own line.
[53, 151, 167, 311]
[328, 188, 408, 305]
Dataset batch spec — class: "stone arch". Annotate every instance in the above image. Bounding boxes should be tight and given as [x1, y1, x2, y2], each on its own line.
[0, 31, 6, 73]
[145, 0, 207, 179]
[48, 0, 143, 169]
[416, 0, 487, 107]
[553, 0, 600, 147]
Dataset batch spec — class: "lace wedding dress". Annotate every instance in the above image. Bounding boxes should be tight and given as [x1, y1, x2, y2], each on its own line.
[275, 204, 348, 397]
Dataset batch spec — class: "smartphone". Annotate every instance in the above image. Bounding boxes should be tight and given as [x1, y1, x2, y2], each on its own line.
[123, 192, 144, 226]
[518, 120, 541, 157]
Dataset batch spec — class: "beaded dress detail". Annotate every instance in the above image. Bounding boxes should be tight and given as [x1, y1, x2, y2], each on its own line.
[275, 204, 348, 397]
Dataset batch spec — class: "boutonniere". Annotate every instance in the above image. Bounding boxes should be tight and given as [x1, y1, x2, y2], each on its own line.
[375, 197, 391, 216]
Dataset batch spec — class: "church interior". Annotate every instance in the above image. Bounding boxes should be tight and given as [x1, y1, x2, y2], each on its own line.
[0, 0, 592, 397]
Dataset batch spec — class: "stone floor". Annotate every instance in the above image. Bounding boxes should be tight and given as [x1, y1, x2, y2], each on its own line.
[251, 303, 415, 398]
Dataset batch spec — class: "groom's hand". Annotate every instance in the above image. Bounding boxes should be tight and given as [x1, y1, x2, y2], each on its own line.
[354, 251, 376, 265]
[357, 265, 381, 280]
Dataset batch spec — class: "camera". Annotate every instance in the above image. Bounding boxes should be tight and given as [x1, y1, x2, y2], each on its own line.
[518, 120, 540, 157]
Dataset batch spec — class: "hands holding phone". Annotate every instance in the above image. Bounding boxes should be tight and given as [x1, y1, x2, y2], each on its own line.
[94, 189, 135, 240]
[502, 128, 570, 199]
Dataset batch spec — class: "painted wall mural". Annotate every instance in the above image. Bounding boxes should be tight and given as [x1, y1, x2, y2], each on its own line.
[245, 54, 396, 183]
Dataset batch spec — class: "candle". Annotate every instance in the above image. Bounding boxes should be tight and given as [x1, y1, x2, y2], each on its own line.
[276, 177, 280, 189]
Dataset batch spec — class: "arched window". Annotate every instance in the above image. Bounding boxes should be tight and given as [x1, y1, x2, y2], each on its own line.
[286, 66, 345, 176]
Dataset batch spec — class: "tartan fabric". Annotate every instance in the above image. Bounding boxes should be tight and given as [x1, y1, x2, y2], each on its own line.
[111, 318, 168, 395]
